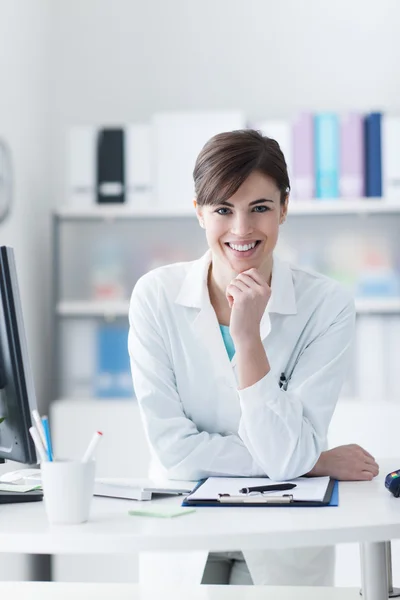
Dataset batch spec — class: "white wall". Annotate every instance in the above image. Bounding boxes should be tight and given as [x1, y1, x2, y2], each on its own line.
[48, 0, 400, 202]
[0, 0, 51, 412]
[46, 0, 400, 587]
[0, 0, 51, 581]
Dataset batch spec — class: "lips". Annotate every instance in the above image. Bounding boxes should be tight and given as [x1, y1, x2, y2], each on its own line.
[225, 240, 261, 258]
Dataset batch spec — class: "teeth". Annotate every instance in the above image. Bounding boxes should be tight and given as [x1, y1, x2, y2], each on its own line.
[228, 242, 257, 252]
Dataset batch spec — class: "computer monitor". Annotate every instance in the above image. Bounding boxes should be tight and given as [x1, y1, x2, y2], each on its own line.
[0, 246, 43, 503]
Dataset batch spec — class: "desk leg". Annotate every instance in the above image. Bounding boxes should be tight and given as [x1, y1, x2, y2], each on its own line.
[360, 542, 388, 600]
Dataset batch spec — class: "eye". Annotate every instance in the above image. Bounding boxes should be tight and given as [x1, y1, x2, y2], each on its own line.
[215, 207, 232, 215]
[253, 205, 271, 213]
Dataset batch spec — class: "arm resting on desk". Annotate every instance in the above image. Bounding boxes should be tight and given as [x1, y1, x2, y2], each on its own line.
[128, 277, 264, 481]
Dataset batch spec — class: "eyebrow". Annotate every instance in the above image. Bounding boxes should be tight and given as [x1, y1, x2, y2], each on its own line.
[217, 198, 275, 207]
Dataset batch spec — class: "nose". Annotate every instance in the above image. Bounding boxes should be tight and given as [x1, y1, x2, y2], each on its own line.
[230, 212, 253, 237]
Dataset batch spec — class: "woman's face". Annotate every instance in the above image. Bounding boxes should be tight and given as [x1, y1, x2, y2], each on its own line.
[195, 171, 288, 278]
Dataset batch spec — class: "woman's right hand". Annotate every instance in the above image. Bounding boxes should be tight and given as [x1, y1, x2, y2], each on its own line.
[307, 444, 379, 481]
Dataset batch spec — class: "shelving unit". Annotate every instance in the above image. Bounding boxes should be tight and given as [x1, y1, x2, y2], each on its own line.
[55, 199, 400, 220]
[56, 297, 400, 318]
[52, 199, 400, 405]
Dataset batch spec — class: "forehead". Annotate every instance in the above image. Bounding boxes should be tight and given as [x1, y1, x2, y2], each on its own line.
[227, 171, 280, 205]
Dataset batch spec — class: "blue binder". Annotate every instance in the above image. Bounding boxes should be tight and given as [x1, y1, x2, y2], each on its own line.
[315, 113, 339, 199]
[364, 112, 382, 197]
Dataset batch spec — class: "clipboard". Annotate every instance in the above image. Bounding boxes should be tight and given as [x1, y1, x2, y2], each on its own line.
[182, 478, 338, 508]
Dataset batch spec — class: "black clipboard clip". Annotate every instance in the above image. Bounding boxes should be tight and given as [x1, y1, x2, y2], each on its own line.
[217, 493, 294, 504]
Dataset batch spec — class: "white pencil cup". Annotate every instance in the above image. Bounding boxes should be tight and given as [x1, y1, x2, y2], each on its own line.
[41, 460, 96, 525]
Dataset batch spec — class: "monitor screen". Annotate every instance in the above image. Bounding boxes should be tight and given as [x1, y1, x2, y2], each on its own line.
[0, 246, 37, 464]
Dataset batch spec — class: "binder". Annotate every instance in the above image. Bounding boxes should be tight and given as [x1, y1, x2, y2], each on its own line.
[340, 113, 364, 198]
[253, 119, 293, 183]
[364, 112, 382, 197]
[314, 113, 339, 199]
[96, 128, 125, 204]
[182, 478, 338, 508]
[292, 112, 314, 200]
[382, 115, 400, 201]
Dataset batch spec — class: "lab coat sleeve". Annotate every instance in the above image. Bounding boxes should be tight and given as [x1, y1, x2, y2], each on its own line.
[238, 292, 356, 481]
[128, 275, 264, 481]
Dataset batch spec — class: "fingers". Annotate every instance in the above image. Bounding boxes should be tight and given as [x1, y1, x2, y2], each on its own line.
[241, 268, 267, 287]
[350, 444, 376, 462]
[229, 279, 250, 293]
[360, 471, 375, 481]
[364, 457, 379, 469]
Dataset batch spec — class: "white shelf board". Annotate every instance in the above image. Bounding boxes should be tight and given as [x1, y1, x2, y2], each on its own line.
[55, 205, 194, 220]
[57, 298, 400, 317]
[355, 298, 400, 313]
[57, 300, 130, 317]
[288, 199, 400, 214]
[55, 199, 400, 219]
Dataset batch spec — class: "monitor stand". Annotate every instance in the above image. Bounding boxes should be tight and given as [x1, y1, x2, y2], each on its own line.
[0, 490, 43, 504]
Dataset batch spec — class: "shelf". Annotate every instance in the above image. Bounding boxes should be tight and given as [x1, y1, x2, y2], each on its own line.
[288, 199, 400, 215]
[57, 298, 400, 317]
[55, 199, 400, 220]
[354, 298, 400, 313]
[57, 300, 130, 317]
[55, 205, 194, 220]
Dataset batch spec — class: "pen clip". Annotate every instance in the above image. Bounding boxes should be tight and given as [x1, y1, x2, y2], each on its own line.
[218, 494, 294, 504]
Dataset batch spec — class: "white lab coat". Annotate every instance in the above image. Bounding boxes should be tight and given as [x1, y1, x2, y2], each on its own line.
[128, 250, 355, 585]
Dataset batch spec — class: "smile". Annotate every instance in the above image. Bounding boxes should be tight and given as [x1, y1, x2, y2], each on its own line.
[225, 241, 261, 256]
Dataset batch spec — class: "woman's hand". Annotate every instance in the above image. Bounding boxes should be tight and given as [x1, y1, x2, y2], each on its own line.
[226, 268, 271, 346]
[307, 444, 379, 481]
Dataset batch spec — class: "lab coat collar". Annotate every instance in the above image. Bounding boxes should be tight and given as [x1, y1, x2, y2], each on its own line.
[175, 250, 297, 316]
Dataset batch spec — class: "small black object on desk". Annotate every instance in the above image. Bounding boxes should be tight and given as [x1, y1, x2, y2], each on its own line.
[239, 483, 297, 495]
[385, 469, 400, 497]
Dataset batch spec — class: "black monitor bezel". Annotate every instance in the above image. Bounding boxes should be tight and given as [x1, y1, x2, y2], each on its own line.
[0, 246, 37, 464]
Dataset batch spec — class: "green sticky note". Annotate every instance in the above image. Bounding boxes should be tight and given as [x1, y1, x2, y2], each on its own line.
[0, 483, 41, 493]
[128, 506, 196, 518]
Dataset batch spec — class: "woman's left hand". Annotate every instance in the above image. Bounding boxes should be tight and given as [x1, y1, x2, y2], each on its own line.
[226, 268, 271, 346]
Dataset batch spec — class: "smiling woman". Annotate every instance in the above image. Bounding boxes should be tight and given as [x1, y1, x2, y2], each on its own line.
[128, 129, 378, 587]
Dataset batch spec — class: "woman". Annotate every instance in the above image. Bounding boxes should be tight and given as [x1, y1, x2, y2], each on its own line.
[128, 129, 379, 586]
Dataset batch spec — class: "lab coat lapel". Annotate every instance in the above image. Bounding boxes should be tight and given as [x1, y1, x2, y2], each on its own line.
[175, 251, 236, 387]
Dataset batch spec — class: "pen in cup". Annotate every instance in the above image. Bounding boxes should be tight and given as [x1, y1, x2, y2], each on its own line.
[82, 431, 103, 463]
[31, 409, 47, 449]
[41, 415, 53, 462]
[29, 426, 48, 463]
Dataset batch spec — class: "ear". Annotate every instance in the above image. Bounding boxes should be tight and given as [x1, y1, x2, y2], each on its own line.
[193, 199, 205, 228]
[280, 194, 289, 225]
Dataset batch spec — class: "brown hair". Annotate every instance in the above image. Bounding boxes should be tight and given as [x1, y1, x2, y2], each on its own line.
[193, 129, 290, 206]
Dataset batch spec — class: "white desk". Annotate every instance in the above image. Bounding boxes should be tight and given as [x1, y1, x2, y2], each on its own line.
[1, 459, 399, 600]
[0, 582, 360, 599]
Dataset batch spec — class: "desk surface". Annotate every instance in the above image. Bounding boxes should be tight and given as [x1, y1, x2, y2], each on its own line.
[0, 458, 399, 555]
[0, 583, 360, 600]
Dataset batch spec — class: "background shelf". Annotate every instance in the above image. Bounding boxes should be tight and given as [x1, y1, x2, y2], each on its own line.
[55, 199, 400, 220]
[56, 298, 400, 317]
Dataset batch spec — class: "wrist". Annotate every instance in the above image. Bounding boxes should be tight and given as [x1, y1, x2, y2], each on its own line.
[232, 332, 262, 351]
[307, 451, 328, 477]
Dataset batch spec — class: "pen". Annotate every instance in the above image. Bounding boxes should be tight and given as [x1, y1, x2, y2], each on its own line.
[239, 483, 296, 494]
[29, 426, 48, 463]
[279, 373, 288, 390]
[31, 409, 47, 449]
[82, 431, 103, 463]
[41, 415, 53, 462]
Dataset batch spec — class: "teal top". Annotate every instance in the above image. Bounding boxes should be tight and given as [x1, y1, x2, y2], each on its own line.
[219, 325, 235, 361]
